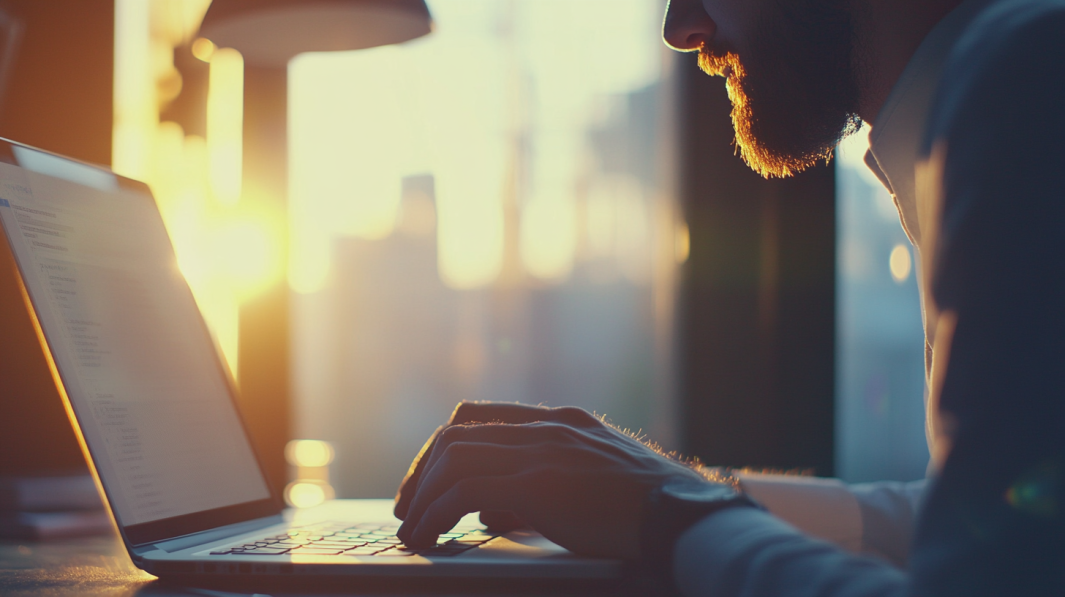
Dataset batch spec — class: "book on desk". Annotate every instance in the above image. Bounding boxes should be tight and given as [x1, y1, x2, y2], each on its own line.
[0, 474, 111, 540]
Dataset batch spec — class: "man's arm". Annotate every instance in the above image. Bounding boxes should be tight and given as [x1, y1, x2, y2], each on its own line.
[908, 3, 1065, 594]
[739, 474, 926, 566]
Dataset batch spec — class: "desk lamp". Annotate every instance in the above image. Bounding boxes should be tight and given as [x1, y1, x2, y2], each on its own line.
[199, 0, 433, 66]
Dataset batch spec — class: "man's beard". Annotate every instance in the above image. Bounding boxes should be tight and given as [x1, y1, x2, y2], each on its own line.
[699, 1, 863, 178]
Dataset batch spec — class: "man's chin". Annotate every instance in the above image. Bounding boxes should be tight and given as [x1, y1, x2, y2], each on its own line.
[701, 50, 840, 179]
[723, 80, 835, 178]
[734, 112, 841, 179]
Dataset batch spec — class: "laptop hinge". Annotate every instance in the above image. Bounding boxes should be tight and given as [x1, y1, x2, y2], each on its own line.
[150, 514, 285, 553]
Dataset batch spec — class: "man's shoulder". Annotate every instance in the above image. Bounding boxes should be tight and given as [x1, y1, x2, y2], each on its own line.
[926, 0, 1065, 147]
[952, 0, 1065, 70]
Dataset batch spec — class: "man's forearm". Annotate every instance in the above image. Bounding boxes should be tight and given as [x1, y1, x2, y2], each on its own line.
[736, 473, 927, 567]
[674, 507, 907, 597]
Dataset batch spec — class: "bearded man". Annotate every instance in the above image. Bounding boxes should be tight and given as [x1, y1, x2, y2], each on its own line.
[393, 0, 1065, 594]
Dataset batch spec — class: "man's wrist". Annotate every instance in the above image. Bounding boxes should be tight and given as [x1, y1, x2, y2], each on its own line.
[639, 476, 763, 583]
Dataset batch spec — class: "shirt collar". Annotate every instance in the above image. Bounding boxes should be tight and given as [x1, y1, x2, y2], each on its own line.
[864, 0, 998, 248]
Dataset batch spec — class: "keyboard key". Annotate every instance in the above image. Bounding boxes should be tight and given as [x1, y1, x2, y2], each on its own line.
[242, 548, 291, 556]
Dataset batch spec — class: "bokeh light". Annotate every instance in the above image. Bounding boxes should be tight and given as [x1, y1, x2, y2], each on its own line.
[285, 439, 335, 468]
[284, 480, 334, 508]
[889, 243, 912, 283]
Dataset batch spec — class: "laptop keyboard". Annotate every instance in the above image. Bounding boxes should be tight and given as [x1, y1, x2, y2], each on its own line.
[209, 522, 498, 558]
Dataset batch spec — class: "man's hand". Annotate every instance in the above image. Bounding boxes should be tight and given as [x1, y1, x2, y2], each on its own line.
[393, 401, 708, 559]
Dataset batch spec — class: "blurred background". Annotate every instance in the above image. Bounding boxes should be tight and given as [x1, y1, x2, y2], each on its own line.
[0, 0, 927, 510]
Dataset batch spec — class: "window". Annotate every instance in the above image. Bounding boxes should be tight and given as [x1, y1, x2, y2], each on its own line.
[288, 0, 682, 497]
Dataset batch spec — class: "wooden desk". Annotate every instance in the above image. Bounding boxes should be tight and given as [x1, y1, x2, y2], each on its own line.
[0, 534, 154, 597]
[0, 535, 662, 597]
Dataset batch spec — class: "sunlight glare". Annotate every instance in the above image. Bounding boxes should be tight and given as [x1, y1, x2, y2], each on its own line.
[436, 165, 505, 288]
[113, 0, 153, 181]
[521, 195, 577, 281]
[216, 217, 283, 300]
[207, 47, 243, 206]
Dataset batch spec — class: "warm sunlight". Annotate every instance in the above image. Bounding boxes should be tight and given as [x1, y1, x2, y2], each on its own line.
[114, 0, 274, 379]
[520, 195, 577, 281]
[207, 47, 243, 206]
[287, 0, 664, 294]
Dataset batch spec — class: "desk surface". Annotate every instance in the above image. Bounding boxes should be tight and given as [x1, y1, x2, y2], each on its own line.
[0, 535, 658, 597]
[0, 534, 153, 597]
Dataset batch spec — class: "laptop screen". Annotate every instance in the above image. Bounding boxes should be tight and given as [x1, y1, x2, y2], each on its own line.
[0, 144, 274, 542]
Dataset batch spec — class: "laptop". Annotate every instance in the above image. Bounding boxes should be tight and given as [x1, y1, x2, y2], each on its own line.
[0, 138, 624, 588]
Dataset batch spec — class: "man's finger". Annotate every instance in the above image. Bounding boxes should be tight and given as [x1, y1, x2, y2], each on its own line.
[451, 402, 601, 429]
[395, 421, 544, 519]
[405, 475, 532, 548]
[398, 442, 533, 544]
[418, 423, 577, 488]
[479, 510, 525, 532]
[394, 425, 444, 519]
[395, 403, 549, 519]
[395, 404, 600, 518]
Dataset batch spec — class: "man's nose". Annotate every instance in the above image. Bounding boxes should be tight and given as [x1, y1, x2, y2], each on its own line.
[662, 0, 717, 51]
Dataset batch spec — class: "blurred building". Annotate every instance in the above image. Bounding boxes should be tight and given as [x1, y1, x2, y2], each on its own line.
[289, 0, 678, 498]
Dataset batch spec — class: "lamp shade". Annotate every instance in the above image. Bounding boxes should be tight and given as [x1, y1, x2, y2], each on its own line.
[199, 0, 433, 67]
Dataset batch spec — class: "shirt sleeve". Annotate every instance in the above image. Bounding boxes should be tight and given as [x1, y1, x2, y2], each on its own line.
[674, 507, 907, 597]
[738, 473, 926, 567]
